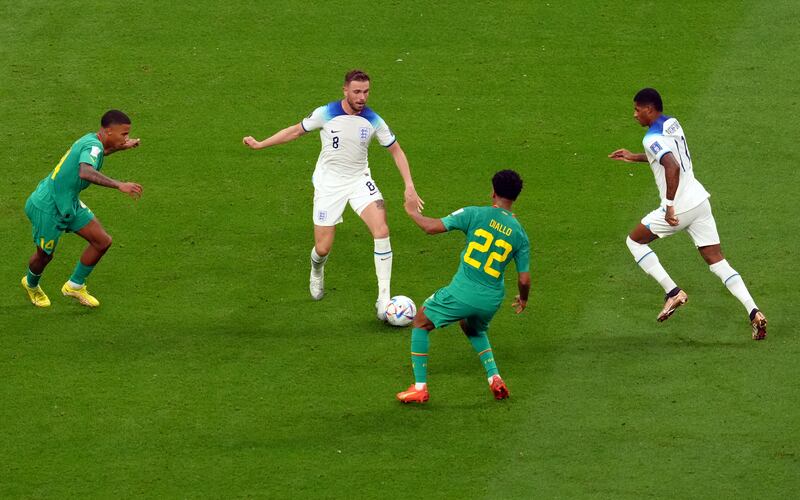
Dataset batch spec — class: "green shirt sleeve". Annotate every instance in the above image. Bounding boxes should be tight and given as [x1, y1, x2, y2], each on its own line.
[514, 234, 531, 273]
[78, 143, 102, 169]
[441, 206, 474, 233]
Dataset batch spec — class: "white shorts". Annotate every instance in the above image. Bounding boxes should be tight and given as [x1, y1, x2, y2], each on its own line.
[312, 174, 383, 226]
[641, 198, 720, 247]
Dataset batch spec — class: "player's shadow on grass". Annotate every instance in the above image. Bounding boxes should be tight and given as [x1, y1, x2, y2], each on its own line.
[671, 336, 753, 349]
[0, 304, 96, 317]
[550, 333, 752, 354]
[392, 402, 497, 413]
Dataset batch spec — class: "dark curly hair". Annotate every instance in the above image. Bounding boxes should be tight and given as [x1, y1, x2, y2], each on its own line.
[492, 169, 523, 201]
[634, 88, 663, 112]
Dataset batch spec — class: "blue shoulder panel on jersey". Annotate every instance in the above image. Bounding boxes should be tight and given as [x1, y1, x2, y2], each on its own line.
[325, 101, 349, 121]
[359, 106, 383, 128]
[645, 114, 672, 137]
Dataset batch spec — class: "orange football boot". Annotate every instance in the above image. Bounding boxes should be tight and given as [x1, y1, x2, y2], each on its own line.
[489, 375, 509, 400]
[396, 384, 429, 404]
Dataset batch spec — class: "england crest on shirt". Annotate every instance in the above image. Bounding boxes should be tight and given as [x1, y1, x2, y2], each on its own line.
[359, 127, 369, 145]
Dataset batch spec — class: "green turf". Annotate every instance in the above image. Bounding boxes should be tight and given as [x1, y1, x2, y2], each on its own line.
[2, 1, 799, 498]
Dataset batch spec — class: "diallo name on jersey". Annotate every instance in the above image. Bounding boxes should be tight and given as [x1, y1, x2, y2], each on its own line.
[489, 219, 513, 236]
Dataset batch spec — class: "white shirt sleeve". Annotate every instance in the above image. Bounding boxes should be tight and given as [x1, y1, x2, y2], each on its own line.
[301, 106, 326, 132]
[374, 117, 396, 147]
[643, 134, 671, 163]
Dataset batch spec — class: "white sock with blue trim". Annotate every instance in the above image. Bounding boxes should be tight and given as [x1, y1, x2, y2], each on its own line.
[310, 247, 327, 275]
[626, 236, 677, 293]
[709, 259, 757, 313]
[374, 237, 392, 302]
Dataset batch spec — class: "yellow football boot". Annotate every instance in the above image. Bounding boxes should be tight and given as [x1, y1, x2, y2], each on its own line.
[61, 282, 100, 308]
[21, 276, 51, 307]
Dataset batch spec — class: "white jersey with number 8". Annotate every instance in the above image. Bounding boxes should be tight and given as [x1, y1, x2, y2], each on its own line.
[302, 101, 396, 189]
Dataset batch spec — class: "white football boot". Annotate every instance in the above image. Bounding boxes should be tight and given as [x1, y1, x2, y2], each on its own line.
[309, 268, 324, 301]
[375, 297, 389, 322]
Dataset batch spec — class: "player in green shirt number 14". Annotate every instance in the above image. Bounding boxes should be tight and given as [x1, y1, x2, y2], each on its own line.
[397, 170, 532, 404]
[21, 110, 143, 308]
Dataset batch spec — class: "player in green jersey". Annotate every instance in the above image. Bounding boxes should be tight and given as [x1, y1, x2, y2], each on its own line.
[21, 110, 143, 308]
[397, 170, 531, 403]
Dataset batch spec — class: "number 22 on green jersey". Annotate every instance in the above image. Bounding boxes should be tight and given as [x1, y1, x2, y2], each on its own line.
[463, 228, 513, 278]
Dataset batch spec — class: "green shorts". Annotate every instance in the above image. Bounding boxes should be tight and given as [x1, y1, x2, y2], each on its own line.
[422, 286, 498, 332]
[25, 197, 95, 254]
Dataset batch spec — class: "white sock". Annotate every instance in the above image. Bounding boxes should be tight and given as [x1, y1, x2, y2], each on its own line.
[310, 247, 327, 275]
[67, 280, 83, 290]
[709, 259, 757, 313]
[415, 382, 426, 390]
[626, 237, 677, 293]
[374, 237, 392, 302]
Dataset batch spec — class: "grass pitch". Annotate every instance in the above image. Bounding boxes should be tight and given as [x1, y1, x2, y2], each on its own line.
[1, 1, 798, 498]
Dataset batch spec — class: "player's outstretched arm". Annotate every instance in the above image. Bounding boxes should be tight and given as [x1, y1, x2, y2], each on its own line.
[105, 138, 141, 156]
[387, 142, 424, 212]
[512, 272, 531, 314]
[243, 123, 306, 150]
[78, 163, 142, 199]
[403, 198, 445, 235]
[608, 148, 647, 163]
[660, 152, 681, 226]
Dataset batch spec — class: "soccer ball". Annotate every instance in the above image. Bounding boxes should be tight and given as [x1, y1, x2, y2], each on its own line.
[385, 295, 417, 327]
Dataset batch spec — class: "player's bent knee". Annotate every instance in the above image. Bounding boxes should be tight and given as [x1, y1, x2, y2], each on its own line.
[96, 234, 113, 253]
[626, 236, 652, 262]
[699, 246, 724, 265]
[625, 236, 641, 252]
[314, 242, 332, 256]
[37, 248, 54, 264]
[372, 225, 390, 239]
[413, 313, 434, 330]
[459, 319, 475, 337]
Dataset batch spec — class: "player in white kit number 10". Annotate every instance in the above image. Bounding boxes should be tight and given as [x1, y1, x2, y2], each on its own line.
[609, 88, 767, 340]
[243, 70, 424, 320]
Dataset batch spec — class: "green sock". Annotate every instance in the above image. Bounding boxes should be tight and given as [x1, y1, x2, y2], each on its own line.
[466, 330, 499, 378]
[69, 261, 95, 286]
[26, 268, 42, 288]
[410, 328, 430, 384]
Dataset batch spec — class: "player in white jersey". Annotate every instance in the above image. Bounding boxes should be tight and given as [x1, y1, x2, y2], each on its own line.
[609, 88, 767, 340]
[243, 70, 424, 320]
